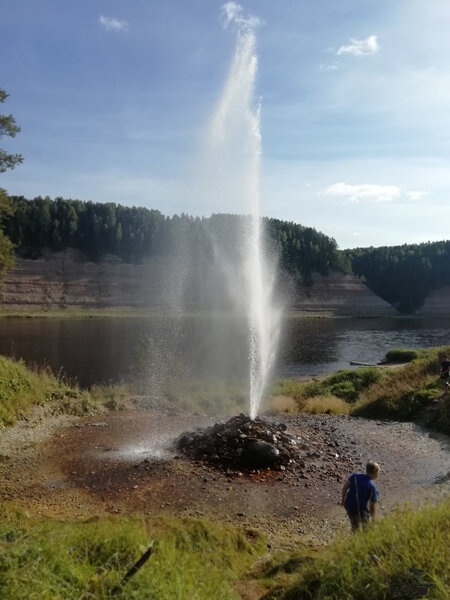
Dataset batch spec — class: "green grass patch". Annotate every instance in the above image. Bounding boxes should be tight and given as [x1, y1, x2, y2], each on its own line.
[0, 355, 80, 426]
[270, 347, 450, 433]
[263, 500, 450, 600]
[384, 347, 420, 363]
[270, 367, 383, 413]
[354, 346, 450, 432]
[0, 355, 133, 427]
[0, 507, 265, 599]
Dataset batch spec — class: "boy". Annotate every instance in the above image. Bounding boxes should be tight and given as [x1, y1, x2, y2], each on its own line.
[341, 461, 380, 532]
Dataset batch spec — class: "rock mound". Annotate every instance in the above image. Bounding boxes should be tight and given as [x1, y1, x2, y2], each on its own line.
[176, 414, 303, 471]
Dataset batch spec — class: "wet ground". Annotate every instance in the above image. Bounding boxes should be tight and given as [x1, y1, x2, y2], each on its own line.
[0, 408, 449, 548]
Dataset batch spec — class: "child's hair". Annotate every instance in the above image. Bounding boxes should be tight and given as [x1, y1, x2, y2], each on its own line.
[366, 461, 380, 475]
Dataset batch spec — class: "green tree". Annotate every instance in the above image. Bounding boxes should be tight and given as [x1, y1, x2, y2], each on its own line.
[0, 89, 23, 172]
[0, 189, 14, 281]
[0, 89, 23, 283]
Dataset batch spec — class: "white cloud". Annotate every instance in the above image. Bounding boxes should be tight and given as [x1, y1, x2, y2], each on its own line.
[99, 15, 129, 32]
[324, 182, 400, 203]
[337, 35, 379, 56]
[221, 2, 261, 30]
[406, 190, 428, 201]
[319, 63, 339, 71]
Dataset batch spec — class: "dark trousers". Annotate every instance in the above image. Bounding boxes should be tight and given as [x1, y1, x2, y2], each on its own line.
[346, 510, 370, 532]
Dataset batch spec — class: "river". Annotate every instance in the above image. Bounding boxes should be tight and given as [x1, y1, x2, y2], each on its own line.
[0, 316, 449, 387]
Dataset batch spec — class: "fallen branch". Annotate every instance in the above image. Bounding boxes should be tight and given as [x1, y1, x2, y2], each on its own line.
[111, 545, 154, 596]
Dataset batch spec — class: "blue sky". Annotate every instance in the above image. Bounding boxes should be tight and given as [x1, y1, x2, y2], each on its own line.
[1, 0, 449, 249]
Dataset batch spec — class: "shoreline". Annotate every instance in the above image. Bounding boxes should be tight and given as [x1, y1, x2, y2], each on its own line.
[0, 306, 447, 320]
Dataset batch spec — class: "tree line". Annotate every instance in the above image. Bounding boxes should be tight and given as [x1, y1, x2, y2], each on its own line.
[3, 195, 341, 281]
[344, 242, 450, 313]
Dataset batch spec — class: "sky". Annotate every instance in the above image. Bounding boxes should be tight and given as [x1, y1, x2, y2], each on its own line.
[1, 0, 449, 249]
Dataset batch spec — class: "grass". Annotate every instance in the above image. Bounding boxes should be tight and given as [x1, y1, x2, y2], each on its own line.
[0, 355, 86, 426]
[353, 346, 449, 431]
[0, 355, 132, 427]
[260, 500, 450, 600]
[1, 499, 448, 600]
[269, 346, 450, 433]
[384, 347, 420, 363]
[0, 506, 266, 600]
[0, 307, 338, 320]
[270, 367, 384, 414]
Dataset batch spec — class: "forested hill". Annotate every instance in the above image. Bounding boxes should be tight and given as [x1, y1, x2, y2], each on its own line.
[3, 195, 342, 280]
[3, 196, 450, 314]
[344, 242, 450, 313]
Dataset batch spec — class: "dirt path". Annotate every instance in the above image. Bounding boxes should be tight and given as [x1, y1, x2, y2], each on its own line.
[1, 408, 449, 549]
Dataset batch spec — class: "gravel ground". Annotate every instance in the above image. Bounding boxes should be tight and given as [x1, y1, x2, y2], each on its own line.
[0, 406, 449, 549]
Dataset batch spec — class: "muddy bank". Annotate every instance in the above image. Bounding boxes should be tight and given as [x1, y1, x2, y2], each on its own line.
[0, 408, 449, 549]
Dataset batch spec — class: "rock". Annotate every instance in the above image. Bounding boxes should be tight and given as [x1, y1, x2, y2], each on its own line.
[242, 441, 280, 468]
[175, 414, 302, 472]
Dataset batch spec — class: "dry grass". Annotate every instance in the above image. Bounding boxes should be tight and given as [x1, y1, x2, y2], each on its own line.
[267, 394, 298, 414]
[300, 395, 350, 415]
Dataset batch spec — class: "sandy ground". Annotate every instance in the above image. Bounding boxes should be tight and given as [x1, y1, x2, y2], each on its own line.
[0, 406, 449, 549]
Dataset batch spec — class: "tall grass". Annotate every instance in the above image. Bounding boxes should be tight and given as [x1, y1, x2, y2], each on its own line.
[269, 347, 450, 432]
[0, 508, 265, 600]
[0, 355, 123, 427]
[0, 356, 83, 426]
[354, 347, 450, 430]
[265, 500, 450, 600]
[270, 367, 383, 414]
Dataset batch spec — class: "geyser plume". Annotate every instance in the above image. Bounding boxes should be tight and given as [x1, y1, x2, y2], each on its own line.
[206, 6, 282, 418]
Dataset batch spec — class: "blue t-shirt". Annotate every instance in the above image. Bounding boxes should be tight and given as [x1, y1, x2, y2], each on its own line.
[344, 473, 379, 515]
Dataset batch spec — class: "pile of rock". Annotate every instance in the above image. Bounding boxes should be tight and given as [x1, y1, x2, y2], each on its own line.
[176, 414, 304, 472]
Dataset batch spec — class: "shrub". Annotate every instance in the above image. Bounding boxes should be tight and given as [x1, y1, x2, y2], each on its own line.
[385, 348, 419, 363]
[354, 385, 442, 421]
[329, 381, 358, 402]
[324, 368, 382, 391]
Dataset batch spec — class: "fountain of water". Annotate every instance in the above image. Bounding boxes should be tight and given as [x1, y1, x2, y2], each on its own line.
[206, 14, 282, 419]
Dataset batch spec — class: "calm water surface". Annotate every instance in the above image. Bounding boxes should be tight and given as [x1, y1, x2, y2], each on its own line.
[0, 316, 449, 387]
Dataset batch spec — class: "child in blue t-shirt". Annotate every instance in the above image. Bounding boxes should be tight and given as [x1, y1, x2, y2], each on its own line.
[341, 461, 380, 532]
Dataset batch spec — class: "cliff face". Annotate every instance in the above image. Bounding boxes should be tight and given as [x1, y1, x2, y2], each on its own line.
[416, 286, 450, 316]
[1, 250, 396, 315]
[1, 250, 163, 308]
[290, 271, 396, 316]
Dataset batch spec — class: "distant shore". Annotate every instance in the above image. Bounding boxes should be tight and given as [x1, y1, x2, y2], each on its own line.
[0, 305, 446, 319]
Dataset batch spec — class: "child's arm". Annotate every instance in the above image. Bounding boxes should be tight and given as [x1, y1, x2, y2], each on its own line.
[340, 479, 350, 506]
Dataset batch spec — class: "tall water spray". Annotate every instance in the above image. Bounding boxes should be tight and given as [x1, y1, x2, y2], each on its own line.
[207, 20, 282, 419]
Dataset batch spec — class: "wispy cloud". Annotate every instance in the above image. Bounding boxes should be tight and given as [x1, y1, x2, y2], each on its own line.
[221, 2, 261, 30]
[319, 63, 339, 72]
[99, 15, 129, 32]
[337, 35, 379, 56]
[406, 190, 428, 201]
[324, 182, 400, 203]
